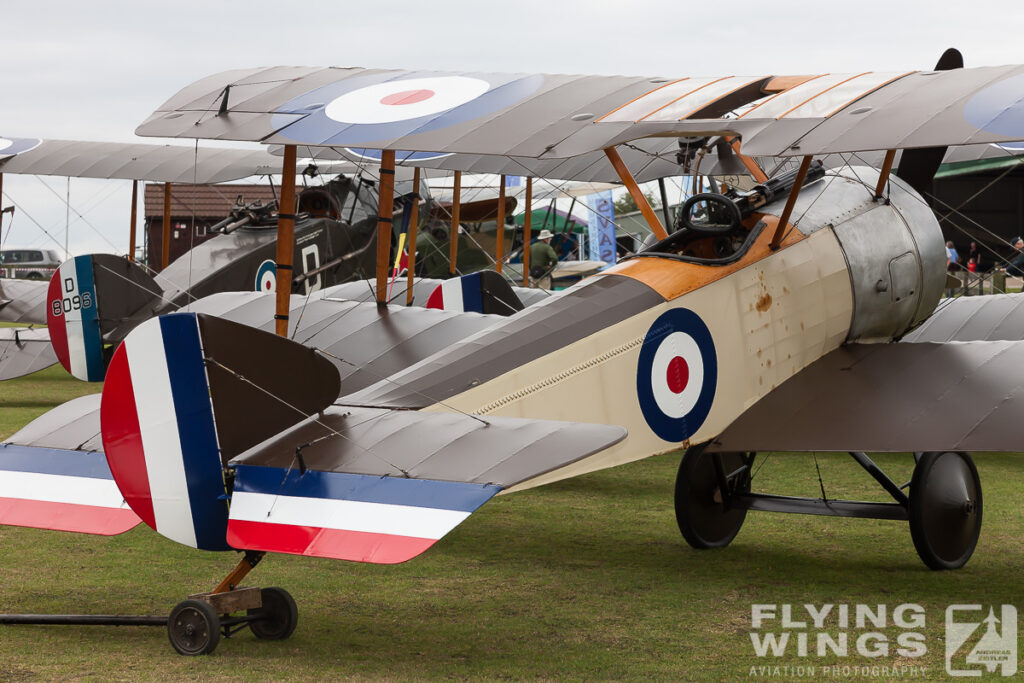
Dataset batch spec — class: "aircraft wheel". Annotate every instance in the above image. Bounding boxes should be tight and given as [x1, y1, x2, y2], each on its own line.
[909, 451, 982, 570]
[168, 599, 221, 656]
[675, 446, 750, 549]
[248, 587, 298, 640]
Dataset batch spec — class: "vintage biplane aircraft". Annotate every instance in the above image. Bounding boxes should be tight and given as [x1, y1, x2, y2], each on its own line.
[0, 137, 360, 379]
[6, 50, 1024, 655]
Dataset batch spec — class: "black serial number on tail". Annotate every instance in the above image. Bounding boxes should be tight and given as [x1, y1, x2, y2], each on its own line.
[51, 292, 93, 317]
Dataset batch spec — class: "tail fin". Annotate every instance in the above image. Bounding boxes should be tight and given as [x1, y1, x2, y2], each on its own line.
[426, 271, 524, 316]
[100, 312, 339, 550]
[47, 254, 161, 381]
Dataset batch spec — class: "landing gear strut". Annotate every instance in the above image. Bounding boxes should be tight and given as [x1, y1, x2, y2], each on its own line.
[674, 446, 983, 569]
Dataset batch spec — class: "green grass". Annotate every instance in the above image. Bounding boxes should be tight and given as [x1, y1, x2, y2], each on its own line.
[1, 370, 1022, 681]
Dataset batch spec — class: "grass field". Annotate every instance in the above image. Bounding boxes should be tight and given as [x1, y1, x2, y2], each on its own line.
[1, 368, 1022, 681]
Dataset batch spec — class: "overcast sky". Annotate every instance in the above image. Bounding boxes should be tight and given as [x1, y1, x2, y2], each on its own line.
[3, 0, 1024, 255]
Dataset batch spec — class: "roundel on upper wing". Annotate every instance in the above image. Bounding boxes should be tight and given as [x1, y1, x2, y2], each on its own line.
[636, 308, 718, 443]
[0, 136, 42, 158]
[963, 73, 1024, 137]
[272, 71, 545, 146]
[255, 259, 276, 293]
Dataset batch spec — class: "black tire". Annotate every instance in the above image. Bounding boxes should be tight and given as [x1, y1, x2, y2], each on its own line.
[909, 451, 982, 570]
[248, 587, 298, 640]
[675, 446, 751, 549]
[168, 599, 221, 656]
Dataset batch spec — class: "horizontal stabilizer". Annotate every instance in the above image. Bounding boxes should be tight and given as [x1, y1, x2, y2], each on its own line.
[227, 406, 627, 563]
[710, 340, 1024, 453]
[0, 327, 57, 380]
[0, 278, 49, 324]
[0, 444, 139, 535]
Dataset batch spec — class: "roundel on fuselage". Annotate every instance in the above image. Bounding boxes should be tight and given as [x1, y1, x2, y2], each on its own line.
[636, 308, 718, 442]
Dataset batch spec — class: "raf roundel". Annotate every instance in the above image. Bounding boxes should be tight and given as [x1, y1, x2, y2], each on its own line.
[255, 259, 277, 293]
[272, 71, 545, 146]
[636, 308, 718, 443]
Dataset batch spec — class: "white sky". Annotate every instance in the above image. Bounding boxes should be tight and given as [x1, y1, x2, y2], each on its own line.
[3, 0, 1024, 255]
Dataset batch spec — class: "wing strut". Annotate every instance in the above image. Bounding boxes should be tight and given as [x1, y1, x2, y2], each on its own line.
[769, 155, 812, 250]
[496, 175, 507, 275]
[405, 166, 421, 306]
[448, 170, 461, 275]
[161, 182, 171, 270]
[522, 177, 533, 286]
[874, 149, 897, 199]
[375, 149, 395, 305]
[604, 146, 667, 240]
[274, 144, 297, 336]
[128, 180, 138, 262]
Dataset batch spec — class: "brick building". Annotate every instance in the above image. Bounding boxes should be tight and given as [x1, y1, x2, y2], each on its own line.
[144, 183, 279, 270]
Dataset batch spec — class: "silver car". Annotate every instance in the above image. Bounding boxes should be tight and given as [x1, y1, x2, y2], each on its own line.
[0, 249, 62, 280]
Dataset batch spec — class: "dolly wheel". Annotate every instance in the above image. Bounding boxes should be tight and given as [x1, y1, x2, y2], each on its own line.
[909, 451, 982, 570]
[168, 599, 220, 656]
[675, 447, 750, 549]
[248, 587, 298, 640]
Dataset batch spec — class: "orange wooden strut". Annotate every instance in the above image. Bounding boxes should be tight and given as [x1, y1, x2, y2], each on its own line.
[161, 182, 172, 270]
[375, 149, 396, 305]
[405, 166, 421, 306]
[522, 177, 532, 287]
[604, 147, 667, 240]
[449, 170, 461, 275]
[495, 175, 506, 274]
[770, 155, 813, 250]
[128, 180, 138, 262]
[274, 145, 298, 336]
[875, 149, 897, 199]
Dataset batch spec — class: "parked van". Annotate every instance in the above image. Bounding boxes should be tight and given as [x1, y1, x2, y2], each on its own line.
[0, 249, 62, 280]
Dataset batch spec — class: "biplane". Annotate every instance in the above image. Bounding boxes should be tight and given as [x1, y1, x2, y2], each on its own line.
[5, 49, 1024, 655]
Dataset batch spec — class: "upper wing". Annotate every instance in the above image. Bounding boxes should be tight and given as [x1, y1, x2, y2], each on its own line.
[135, 65, 1024, 175]
[707, 339, 1024, 453]
[0, 137, 352, 183]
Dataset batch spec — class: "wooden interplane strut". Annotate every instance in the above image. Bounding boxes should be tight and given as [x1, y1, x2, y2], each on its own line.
[274, 145, 298, 337]
[522, 177, 532, 287]
[604, 147, 667, 240]
[770, 155, 812, 250]
[128, 180, 138, 262]
[496, 176, 506, 274]
[406, 166, 421, 306]
[449, 170, 461, 276]
[161, 182, 171, 270]
[375, 149, 396, 305]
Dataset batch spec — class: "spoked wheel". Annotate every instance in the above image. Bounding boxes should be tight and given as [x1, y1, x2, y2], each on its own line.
[168, 599, 221, 656]
[675, 446, 753, 549]
[909, 451, 982, 570]
[248, 587, 298, 640]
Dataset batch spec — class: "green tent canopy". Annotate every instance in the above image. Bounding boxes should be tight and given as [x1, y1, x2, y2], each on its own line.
[513, 207, 587, 234]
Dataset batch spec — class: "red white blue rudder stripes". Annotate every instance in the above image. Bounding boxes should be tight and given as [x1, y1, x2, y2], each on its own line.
[47, 255, 105, 382]
[100, 313, 230, 551]
[426, 272, 485, 313]
[228, 465, 500, 564]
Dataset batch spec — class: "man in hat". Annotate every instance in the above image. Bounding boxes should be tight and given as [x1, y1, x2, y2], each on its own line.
[529, 229, 559, 289]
